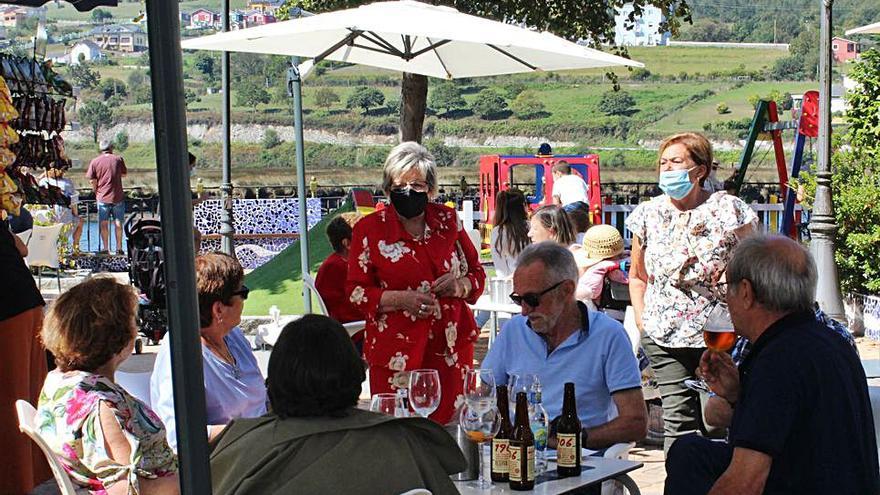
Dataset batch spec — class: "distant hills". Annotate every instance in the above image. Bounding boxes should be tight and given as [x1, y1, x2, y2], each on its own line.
[677, 0, 879, 43]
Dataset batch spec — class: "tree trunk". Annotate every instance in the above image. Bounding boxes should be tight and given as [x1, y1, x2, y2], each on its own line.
[399, 72, 428, 143]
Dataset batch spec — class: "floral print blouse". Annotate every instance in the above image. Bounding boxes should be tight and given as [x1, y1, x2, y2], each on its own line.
[346, 203, 486, 385]
[36, 370, 177, 494]
[625, 192, 757, 348]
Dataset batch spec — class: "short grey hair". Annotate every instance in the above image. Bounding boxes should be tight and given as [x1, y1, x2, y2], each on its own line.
[516, 241, 579, 285]
[381, 141, 438, 196]
[99, 139, 113, 152]
[727, 235, 817, 313]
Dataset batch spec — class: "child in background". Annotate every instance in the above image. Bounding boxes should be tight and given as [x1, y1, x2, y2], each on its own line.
[315, 212, 366, 351]
[574, 224, 629, 310]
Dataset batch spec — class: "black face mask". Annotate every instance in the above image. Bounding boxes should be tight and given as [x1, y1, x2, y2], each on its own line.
[389, 188, 428, 219]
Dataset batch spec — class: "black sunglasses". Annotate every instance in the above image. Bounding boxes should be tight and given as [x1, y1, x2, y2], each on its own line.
[232, 285, 250, 300]
[509, 280, 566, 307]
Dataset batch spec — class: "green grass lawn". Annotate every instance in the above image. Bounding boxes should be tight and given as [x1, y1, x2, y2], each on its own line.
[652, 81, 819, 134]
[45, 0, 249, 22]
[569, 46, 788, 78]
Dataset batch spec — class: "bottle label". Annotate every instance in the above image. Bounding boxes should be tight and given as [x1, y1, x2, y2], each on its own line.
[510, 445, 536, 482]
[557, 433, 578, 468]
[491, 439, 510, 473]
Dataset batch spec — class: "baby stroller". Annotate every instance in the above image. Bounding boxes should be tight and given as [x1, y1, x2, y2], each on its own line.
[124, 215, 167, 353]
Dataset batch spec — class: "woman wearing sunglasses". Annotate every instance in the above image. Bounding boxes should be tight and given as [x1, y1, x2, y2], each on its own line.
[346, 142, 485, 425]
[151, 252, 267, 450]
[625, 133, 756, 453]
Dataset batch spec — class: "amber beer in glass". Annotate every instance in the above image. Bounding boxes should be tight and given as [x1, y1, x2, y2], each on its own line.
[491, 385, 513, 482]
[556, 382, 582, 477]
[703, 328, 736, 352]
[509, 392, 536, 490]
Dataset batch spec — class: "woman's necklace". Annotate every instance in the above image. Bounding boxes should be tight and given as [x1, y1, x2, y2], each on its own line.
[203, 337, 241, 379]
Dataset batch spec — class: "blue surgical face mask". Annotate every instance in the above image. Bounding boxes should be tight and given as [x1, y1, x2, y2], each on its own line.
[658, 167, 697, 200]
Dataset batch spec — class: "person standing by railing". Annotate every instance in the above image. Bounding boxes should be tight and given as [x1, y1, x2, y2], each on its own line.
[626, 132, 757, 453]
[86, 140, 127, 255]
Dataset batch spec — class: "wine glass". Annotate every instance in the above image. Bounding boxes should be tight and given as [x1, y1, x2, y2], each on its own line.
[508, 373, 540, 410]
[369, 393, 399, 416]
[409, 369, 441, 418]
[464, 369, 496, 414]
[685, 302, 737, 393]
[460, 402, 501, 490]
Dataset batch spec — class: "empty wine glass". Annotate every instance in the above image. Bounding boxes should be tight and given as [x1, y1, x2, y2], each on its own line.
[460, 402, 501, 490]
[369, 393, 399, 416]
[409, 369, 441, 418]
[464, 369, 496, 414]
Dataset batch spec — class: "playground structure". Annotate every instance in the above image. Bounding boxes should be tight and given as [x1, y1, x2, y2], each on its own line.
[478, 153, 603, 229]
[733, 90, 820, 238]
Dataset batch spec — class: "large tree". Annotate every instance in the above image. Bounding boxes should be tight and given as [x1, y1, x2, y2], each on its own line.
[277, 0, 691, 142]
[78, 101, 113, 143]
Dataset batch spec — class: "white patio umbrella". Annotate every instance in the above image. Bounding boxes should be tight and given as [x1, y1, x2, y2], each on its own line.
[846, 21, 880, 36]
[181, 0, 643, 309]
[182, 0, 643, 77]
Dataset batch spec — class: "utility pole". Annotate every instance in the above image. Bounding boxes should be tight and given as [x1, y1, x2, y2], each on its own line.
[809, 0, 845, 321]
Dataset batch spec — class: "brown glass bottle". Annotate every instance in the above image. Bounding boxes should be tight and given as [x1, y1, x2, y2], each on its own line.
[509, 391, 536, 490]
[556, 382, 582, 477]
[491, 385, 513, 482]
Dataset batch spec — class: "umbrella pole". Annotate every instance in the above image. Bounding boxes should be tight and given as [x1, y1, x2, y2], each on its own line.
[144, 1, 212, 493]
[289, 56, 312, 312]
[220, 0, 235, 255]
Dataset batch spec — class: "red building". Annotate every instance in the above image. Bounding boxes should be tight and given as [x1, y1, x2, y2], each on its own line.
[245, 11, 276, 26]
[831, 36, 860, 62]
[190, 8, 221, 29]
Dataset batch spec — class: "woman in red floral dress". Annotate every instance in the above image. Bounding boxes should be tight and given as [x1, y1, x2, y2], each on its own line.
[346, 142, 485, 424]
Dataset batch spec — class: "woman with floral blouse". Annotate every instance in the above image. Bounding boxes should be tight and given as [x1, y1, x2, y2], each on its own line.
[346, 142, 486, 424]
[626, 132, 756, 453]
[37, 277, 178, 494]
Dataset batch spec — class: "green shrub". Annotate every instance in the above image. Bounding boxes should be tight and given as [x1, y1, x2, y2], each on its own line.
[510, 90, 546, 119]
[598, 90, 635, 116]
[716, 102, 730, 114]
[314, 87, 340, 109]
[470, 89, 507, 119]
[262, 129, 282, 149]
[428, 83, 465, 115]
[346, 86, 385, 115]
[113, 131, 129, 152]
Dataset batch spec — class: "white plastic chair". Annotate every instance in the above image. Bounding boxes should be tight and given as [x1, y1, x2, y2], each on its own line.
[399, 490, 431, 495]
[16, 228, 32, 250]
[15, 400, 87, 495]
[303, 272, 366, 337]
[26, 223, 65, 293]
[115, 370, 152, 409]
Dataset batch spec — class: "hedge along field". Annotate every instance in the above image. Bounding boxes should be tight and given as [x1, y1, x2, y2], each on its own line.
[568, 46, 788, 78]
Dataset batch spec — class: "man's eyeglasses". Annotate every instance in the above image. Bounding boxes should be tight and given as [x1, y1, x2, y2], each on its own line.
[391, 180, 430, 193]
[232, 285, 250, 300]
[509, 280, 566, 307]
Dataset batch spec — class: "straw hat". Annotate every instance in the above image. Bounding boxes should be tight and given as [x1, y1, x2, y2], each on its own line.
[574, 224, 624, 269]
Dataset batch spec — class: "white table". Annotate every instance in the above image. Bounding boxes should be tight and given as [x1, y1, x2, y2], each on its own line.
[455, 457, 642, 494]
[470, 295, 521, 348]
[255, 315, 366, 348]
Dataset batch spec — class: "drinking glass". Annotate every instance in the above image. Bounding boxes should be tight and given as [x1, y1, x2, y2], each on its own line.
[369, 393, 399, 416]
[409, 369, 441, 418]
[685, 302, 737, 393]
[464, 369, 496, 414]
[508, 373, 540, 409]
[459, 402, 501, 490]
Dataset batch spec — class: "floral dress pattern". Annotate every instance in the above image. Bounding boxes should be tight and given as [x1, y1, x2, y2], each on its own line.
[625, 192, 757, 348]
[36, 370, 177, 494]
[346, 202, 486, 424]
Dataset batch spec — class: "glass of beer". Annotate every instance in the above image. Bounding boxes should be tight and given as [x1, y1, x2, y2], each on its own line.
[684, 302, 736, 393]
[460, 402, 501, 489]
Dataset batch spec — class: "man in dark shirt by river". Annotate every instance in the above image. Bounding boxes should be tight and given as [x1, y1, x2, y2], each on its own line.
[664, 235, 879, 495]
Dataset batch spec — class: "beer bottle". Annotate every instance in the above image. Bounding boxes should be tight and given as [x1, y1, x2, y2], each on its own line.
[509, 391, 536, 490]
[556, 382, 582, 477]
[491, 385, 513, 482]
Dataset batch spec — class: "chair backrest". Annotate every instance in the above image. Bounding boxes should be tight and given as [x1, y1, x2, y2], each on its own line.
[622, 306, 641, 358]
[15, 400, 81, 495]
[26, 223, 64, 269]
[302, 273, 329, 315]
[16, 228, 32, 246]
[398, 489, 432, 495]
[115, 370, 152, 409]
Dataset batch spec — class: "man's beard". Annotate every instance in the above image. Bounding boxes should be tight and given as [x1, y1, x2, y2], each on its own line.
[526, 312, 559, 335]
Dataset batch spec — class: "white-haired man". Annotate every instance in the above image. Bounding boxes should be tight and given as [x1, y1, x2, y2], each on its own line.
[665, 235, 879, 494]
[481, 241, 646, 449]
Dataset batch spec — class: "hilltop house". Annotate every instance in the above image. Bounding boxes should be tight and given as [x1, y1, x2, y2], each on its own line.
[831, 36, 860, 63]
[190, 8, 221, 29]
[247, 0, 285, 14]
[69, 40, 103, 65]
[614, 3, 669, 46]
[0, 6, 29, 27]
[245, 10, 276, 26]
[89, 24, 147, 52]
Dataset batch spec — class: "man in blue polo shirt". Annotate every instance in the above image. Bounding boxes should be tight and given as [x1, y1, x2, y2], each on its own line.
[665, 235, 879, 494]
[481, 241, 646, 449]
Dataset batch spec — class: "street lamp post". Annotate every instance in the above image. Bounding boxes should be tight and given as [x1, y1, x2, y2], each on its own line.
[809, 0, 846, 321]
[219, 0, 235, 255]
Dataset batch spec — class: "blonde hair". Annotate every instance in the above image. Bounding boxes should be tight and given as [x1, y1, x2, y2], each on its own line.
[381, 141, 438, 196]
[658, 132, 713, 185]
[42, 277, 138, 372]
